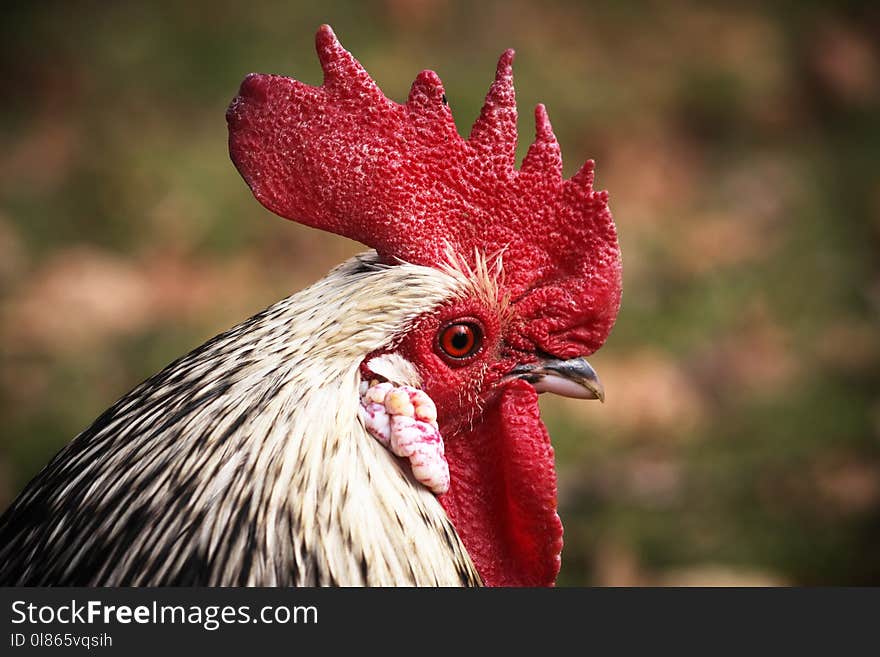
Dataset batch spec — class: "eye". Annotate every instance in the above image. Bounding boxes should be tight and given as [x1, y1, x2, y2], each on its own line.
[437, 321, 483, 361]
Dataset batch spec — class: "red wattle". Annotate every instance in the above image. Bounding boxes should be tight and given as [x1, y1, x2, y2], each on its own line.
[439, 379, 562, 587]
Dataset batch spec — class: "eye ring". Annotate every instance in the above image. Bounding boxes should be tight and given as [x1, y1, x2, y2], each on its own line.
[437, 320, 484, 362]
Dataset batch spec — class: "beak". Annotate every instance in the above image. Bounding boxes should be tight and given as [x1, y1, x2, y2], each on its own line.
[508, 357, 605, 402]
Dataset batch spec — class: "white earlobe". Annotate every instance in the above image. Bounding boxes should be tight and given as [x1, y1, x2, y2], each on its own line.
[364, 353, 422, 388]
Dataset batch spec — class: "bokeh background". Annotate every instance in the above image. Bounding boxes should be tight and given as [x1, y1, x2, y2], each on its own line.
[1, 0, 878, 585]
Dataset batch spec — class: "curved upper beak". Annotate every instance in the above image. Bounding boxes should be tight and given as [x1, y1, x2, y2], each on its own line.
[508, 357, 605, 402]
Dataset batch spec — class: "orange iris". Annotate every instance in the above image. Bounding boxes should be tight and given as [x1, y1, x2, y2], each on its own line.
[439, 323, 481, 359]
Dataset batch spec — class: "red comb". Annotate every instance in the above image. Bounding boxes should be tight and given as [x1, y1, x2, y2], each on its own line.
[227, 25, 621, 358]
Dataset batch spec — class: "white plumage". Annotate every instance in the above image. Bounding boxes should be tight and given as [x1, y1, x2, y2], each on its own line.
[0, 251, 501, 585]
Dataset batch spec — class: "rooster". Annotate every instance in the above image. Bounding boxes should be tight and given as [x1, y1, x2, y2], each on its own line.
[0, 25, 620, 587]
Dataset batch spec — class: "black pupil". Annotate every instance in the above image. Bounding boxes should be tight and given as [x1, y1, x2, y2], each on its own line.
[451, 329, 470, 351]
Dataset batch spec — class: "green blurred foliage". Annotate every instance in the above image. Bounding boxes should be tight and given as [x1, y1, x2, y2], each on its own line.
[1, 0, 878, 585]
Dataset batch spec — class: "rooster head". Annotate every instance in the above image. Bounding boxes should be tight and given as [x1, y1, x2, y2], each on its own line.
[227, 25, 621, 587]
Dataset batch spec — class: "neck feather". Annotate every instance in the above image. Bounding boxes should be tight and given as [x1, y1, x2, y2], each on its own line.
[0, 252, 479, 586]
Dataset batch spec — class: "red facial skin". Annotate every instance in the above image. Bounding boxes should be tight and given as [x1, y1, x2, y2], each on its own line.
[228, 25, 622, 586]
[392, 298, 561, 587]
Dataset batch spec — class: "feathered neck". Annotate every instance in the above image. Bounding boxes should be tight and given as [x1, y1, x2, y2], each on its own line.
[0, 252, 479, 586]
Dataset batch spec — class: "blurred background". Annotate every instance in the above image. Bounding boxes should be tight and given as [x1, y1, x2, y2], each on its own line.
[1, 0, 878, 585]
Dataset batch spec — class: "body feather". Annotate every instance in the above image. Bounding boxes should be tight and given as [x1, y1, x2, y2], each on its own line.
[0, 252, 480, 586]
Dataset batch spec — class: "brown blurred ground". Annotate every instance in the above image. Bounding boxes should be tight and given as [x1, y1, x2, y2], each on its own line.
[1, 0, 878, 585]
